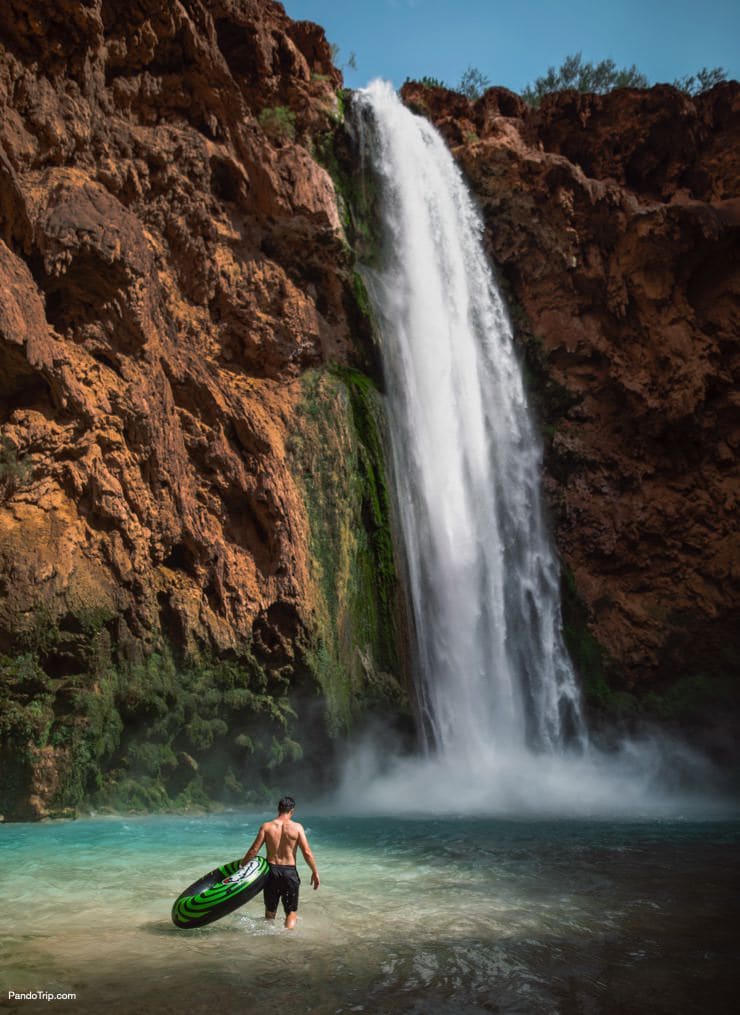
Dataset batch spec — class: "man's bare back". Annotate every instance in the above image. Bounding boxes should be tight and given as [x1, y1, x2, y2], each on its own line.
[261, 817, 303, 865]
[241, 797, 319, 929]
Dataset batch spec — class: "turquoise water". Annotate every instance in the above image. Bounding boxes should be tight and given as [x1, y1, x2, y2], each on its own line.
[1, 812, 739, 1014]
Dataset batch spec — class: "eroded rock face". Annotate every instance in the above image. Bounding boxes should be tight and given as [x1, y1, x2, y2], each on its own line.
[2, 2, 737, 816]
[0, 0, 396, 818]
[403, 81, 740, 711]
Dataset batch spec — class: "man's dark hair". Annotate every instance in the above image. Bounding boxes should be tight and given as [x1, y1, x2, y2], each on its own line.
[278, 796, 295, 814]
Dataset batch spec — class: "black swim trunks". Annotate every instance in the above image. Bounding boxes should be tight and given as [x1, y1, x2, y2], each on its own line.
[263, 863, 300, 915]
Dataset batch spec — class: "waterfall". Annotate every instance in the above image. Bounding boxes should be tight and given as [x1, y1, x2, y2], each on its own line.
[353, 80, 586, 763]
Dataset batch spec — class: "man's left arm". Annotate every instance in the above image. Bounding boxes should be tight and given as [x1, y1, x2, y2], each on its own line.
[241, 824, 266, 865]
[297, 825, 320, 889]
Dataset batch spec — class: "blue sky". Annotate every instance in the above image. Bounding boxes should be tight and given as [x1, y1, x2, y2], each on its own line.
[284, 0, 739, 94]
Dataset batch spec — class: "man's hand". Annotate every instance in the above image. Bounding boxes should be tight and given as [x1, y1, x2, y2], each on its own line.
[311, 871, 320, 890]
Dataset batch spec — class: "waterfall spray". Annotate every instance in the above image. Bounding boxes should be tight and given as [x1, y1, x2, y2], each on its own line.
[353, 80, 585, 761]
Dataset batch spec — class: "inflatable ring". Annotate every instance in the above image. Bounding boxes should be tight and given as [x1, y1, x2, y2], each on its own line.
[172, 856, 270, 929]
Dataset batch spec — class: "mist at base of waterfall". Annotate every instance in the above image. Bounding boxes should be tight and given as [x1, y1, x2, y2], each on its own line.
[331, 729, 738, 820]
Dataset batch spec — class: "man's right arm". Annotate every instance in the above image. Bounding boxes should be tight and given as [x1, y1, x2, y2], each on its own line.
[298, 826, 320, 889]
[241, 823, 265, 865]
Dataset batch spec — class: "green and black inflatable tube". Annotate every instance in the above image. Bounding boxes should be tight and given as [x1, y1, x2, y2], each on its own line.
[172, 856, 270, 929]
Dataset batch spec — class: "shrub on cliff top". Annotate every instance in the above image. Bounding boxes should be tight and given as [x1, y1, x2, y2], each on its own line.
[404, 67, 490, 99]
[672, 66, 727, 95]
[522, 52, 727, 106]
[413, 75, 448, 89]
[329, 43, 357, 73]
[522, 52, 648, 105]
[458, 65, 492, 100]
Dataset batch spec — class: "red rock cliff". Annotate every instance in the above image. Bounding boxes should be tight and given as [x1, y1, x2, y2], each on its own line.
[0, 0, 404, 819]
[2, 1, 738, 818]
[402, 81, 740, 720]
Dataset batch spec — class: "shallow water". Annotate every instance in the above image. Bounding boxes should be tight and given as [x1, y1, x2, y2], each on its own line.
[1, 813, 739, 1014]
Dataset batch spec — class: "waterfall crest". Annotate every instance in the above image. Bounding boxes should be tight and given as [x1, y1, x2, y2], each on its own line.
[353, 81, 585, 762]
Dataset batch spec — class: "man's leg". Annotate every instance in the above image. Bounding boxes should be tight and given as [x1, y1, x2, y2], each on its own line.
[263, 873, 279, 921]
[283, 870, 300, 929]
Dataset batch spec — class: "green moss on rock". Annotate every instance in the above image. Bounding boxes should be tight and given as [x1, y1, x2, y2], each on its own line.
[312, 108, 381, 266]
[0, 621, 320, 819]
[287, 366, 408, 736]
[560, 568, 643, 723]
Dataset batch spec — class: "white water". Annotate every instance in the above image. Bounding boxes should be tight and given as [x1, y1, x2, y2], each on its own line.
[355, 80, 584, 759]
[339, 81, 734, 818]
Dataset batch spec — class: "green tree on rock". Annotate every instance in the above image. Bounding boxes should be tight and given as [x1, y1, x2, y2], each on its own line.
[458, 65, 491, 100]
[522, 52, 728, 106]
[330, 42, 357, 73]
[522, 52, 648, 105]
[672, 66, 727, 95]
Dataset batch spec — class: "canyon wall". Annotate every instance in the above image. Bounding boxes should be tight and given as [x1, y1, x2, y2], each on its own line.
[401, 81, 739, 739]
[0, 0, 408, 819]
[1, 0, 737, 819]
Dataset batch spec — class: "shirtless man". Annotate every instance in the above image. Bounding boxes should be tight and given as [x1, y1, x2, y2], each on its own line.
[241, 796, 320, 929]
